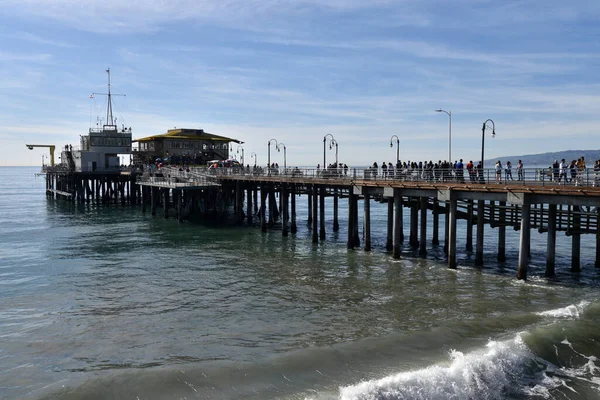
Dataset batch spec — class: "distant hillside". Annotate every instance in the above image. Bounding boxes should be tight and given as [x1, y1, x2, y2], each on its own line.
[492, 150, 600, 167]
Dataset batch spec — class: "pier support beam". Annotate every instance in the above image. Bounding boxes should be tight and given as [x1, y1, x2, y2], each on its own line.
[319, 186, 326, 240]
[163, 189, 170, 219]
[333, 189, 339, 232]
[572, 205, 581, 272]
[410, 199, 419, 248]
[517, 204, 531, 280]
[596, 208, 600, 269]
[448, 194, 458, 269]
[419, 197, 427, 256]
[260, 188, 267, 232]
[386, 198, 393, 251]
[466, 200, 474, 252]
[444, 201, 450, 255]
[546, 203, 557, 277]
[312, 185, 318, 243]
[393, 190, 402, 259]
[282, 185, 289, 237]
[352, 194, 360, 247]
[307, 189, 313, 225]
[247, 187, 253, 224]
[291, 185, 297, 234]
[364, 192, 371, 251]
[347, 193, 355, 249]
[432, 199, 439, 245]
[475, 200, 485, 266]
[498, 201, 506, 262]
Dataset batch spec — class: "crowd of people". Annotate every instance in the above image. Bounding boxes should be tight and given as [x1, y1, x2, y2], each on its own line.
[361, 157, 600, 186]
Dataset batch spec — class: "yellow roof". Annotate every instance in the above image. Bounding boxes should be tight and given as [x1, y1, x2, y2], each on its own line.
[133, 128, 243, 144]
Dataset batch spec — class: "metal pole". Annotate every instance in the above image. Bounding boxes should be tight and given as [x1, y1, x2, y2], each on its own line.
[448, 111, 452, 163]
[481, 123, 485, 171]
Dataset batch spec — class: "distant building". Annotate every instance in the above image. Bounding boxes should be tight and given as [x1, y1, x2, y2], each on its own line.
[132, 128, 243, 165]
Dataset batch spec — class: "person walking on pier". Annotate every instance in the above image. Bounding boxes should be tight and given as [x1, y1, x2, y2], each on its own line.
[576, 157, 586, 186]
[456, 159, 465, 183]
[559, 159, 568, 184]
[495, 160, 503, 183]
[477, 161, 484, 183]
[382, 161, 387, 178]
[517, 160, 524, 181]
[505, 161, 513, 181]
[570, 160, 577, 183]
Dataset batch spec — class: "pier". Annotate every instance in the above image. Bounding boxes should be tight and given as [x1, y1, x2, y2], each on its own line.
[128, 166, 600, 280]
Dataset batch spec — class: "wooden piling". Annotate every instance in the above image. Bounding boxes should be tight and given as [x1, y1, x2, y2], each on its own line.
[419, 197, 427, 256]
[319, 186, 326, 240]
[432, 198, 439, 245]
[517, 204, 531, 280]
[498, 201, 506, 262]
[333, 188, 339, 232]
[364, 191, 371, 251]
[572, 205, 581, 272]
[466, 200, 473, 251]
[386, 198, 393, 251]
[312, 185, 318, 243]
[393, 190, 402, 259]
[475, 199, 485, 266]
[448, 195, 458, 269]
[410, 199, 418, 248]
[546, 203, 557, 277]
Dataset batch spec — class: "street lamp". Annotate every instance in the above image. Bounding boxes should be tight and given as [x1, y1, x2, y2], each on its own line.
[435, 109, 452, 162]
[481, 119, 496, 171]
[268, 138, 279, 174]
[277, 142, 287, 171]
[251, 152, 257, 166]
[236, 145, 244, 165]
[323, 134, 337, 169]
[389, 135, 400, 163]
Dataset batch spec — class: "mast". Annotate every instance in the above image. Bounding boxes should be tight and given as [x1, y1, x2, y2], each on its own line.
[106, 68, 114, 126]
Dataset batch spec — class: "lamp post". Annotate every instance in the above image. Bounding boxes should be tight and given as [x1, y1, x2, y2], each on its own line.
[268, 138, 279, 174]
[277, 143, 287, 171]
[481, 119, 496, 171]
[435, 109, 452, 162]
[323, 134, 337, 170]
[389, 135, 400, 163]
[251, 152, 257, 166]
[236, 145, 244, 165]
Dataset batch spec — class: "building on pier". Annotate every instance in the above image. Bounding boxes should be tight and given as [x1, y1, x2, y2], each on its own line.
[132, 128, 243, 166]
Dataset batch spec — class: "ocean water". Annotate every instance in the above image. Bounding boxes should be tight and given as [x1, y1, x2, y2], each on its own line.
[1, 166, 600, 400]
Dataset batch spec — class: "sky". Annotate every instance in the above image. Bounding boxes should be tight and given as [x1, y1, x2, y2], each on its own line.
[1, 0, 599, 167]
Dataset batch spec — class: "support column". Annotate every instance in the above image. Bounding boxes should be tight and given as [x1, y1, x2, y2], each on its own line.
[596, 208, 600, 268]
[312, 185, 318, 243]
[260, 188, 267, 232]
[163, 189, 170, 219]
[517, 204, 531, 280]
[432, 198, 439, 245]
[282, 185, 289, 237]
[393, 190, 402, 259]
[333, 189, 339, 232]
[410, 199, 419, 248]
[151, 187, 157, 216]
[353, 194, 360, 247]
[386, 198, 393, 251]
[291, 185, 297, 234]
[247, 187, 253, 224]
[546, 203, 557, 277]
[364, 192, 371, 251]
[319, 186, 326, 240]
[466, 200, 474, 251]
[444, 201, 450, 255]
[475, 199, 485, 266]
[498, 201, 506, 262]
[308, 189, 313, 225]
[347, 193, 355, 249]
[572, 205, 581, 272]
[177, 190, 183, 223]
[419, 197, 427, 256]
[253, 189, 258, 214]
[448, 194, 458, 269]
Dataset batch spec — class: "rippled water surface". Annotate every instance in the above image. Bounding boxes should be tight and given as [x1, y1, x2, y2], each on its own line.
[1, 167, 600, 399]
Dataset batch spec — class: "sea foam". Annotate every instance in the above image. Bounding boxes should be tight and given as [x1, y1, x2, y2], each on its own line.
[536, 301, 590, 319]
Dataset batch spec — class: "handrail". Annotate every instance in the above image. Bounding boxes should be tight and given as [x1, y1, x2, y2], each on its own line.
[135, 165, 600, 188]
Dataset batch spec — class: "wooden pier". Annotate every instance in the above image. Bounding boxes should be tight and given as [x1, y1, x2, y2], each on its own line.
[47, 165, 600, 279]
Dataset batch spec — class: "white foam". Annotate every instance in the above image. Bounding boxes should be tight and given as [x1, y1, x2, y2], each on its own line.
[338, 333, 600, 400]
[339, 337, 530, 400]
[536, 301, 590, 319]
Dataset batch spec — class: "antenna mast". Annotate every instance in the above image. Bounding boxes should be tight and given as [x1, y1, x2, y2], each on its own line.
[106, 68, 114, 126]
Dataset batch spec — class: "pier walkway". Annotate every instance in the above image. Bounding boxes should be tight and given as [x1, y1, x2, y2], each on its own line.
[135, 166, 600, 280]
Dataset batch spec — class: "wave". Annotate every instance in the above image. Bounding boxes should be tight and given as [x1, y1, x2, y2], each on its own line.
[536, 301, 590, 319]
[338, 301, 600, 400]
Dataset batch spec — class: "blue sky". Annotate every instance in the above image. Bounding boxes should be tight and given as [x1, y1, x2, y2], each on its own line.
[1, 0, 599, 167]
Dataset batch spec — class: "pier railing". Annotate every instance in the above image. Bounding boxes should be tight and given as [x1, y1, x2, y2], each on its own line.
[136, 165, 600, 188]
